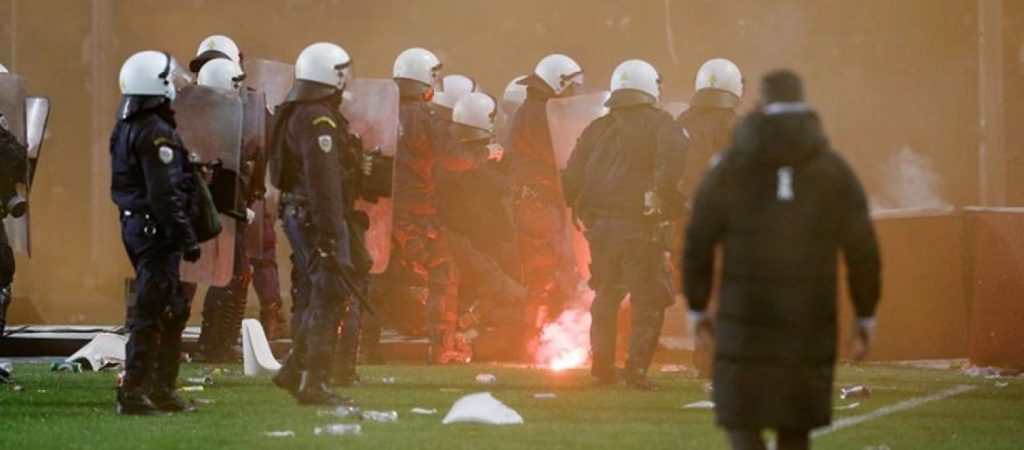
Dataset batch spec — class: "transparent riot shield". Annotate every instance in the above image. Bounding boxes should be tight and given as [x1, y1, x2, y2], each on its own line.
[244, 59, 294, 113]
[0, 74, 29, 254]
[240, 89, 268, 257]
[25, 96, 50, 185]
[176, 85, 244, 287]
[545, 91, 611, 280]
[342, 78, 399, 275]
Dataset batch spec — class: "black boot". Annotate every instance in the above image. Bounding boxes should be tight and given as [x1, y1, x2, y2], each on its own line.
[116, 386, 165, 416]
[293, 370, 356, 406]
[622, 368, 659, 391]
[0, 285, 11, 338]
[272, 351, 303, 395]
[149, 387, 197, 413]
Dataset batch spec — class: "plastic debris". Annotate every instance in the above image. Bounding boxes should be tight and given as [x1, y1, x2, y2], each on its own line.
[50, 362, 82, 373]
[191, 398, 216, 405]
[314, 423, 362, 436]
[962, 365, 1003, 378]
[835, 402, 861, 411]
[995, 381, 1010, 388]
[380, 376, 396, 384]
[532, 392, 557, 399]
[264, 431, 295, 437]
[242, 319, 281, 376]
[475, 373, 498, 384]
[0, 362, 13, 384]
[410, 407, 437, 415]
[0, 361, 12, 373]
[317, 406, 361, 419]
[115, 370, 125, 387]
[840, 385, 872, 400]
[13, 385, 24, 392]
[442, 392, 524, 425]
[660, 364, 686, 373]
[64, 333, 127, 371]
[179, 385, 204, 392]
[187, 376, 214, 386]
[682, 400, 715, 409]
[362, 410, 399, 423]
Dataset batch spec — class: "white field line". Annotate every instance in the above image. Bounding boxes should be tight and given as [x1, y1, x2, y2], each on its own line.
[814, 384, 978, 438]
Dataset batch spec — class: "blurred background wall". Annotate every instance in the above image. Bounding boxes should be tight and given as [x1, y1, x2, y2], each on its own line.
[0, 0, 1016, 328]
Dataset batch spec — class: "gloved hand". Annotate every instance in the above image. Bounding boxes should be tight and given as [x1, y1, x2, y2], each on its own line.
[361, 146, 380, 177]
[245, 208, 256, 224]
[183, 243, 202, 263]
[486, 143, 505, 162]
[849, 318, 875, 361]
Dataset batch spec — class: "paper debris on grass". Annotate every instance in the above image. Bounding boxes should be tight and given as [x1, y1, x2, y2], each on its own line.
[265, 431, 295, 437]
[475, 373, 497, 384]
[442, 392, 524, 425]
[682, 400, 715, 409]
[835, 402, 861, 411]
[410, 407, 437, 415]
[660, 364, 686, 373]
[532, 392, 557, 399]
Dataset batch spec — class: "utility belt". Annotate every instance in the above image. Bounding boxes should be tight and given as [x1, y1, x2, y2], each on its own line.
[121, 209, 159, 237]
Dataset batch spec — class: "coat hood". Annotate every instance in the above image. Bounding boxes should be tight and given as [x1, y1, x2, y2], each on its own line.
[732, 102, 828, 168]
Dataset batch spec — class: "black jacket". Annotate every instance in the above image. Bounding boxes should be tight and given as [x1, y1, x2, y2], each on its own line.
[682, 105, 881, 428]
[109, 104, 198, 249]
[562, 101, 688, 223]
[0, 123, 26, 201]
[505, 76, 560, 194]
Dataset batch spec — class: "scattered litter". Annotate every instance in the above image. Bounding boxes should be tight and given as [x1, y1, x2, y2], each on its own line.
[191, 398, 216, 405]
[962, 365, 1008, 378]
[660, 364, 686, 373]
[410, 407, 437, 415]
[115, 370, 125, 387]
[13, 385, 24, 392]
[475, 373, 497, 384]
[0, 363, 13, 384]
[318, 406, 361, 419]
[380, 377, 396, 384]
[362, 410, 399, 423]
[179, 385, 204, 392]
[36, 389, 47, 393]
[995, 381, 1010, 389]
[835, 402, 861, 411]
[682, 400, 715, 409]
[264, 430, 295, 437]
[532, 393, 557, 400]
[0, 361, 12, 373]
[187, 376, 214, 386]
[442, 392, 524, 425]
[50, 362, 82, 373]
[314, 423, 362, 436]
[840, 385, 872, 400]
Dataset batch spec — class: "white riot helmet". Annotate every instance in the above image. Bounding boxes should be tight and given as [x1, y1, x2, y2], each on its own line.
[534, 54, 583, 95]
[197, 58, 246, 92]
[503, 75, 527, 104]
[0, 63, 7, 73]
[119, 50, 179, 101]
[453, 92, 497, 132]
[393, 47, 442, 86]
[433, 74, 477, 109]
[295, 42, 352, 90]
[610, 59, 661, 100]
[695, 58, 743, 98]
[189, 34, 242, 73]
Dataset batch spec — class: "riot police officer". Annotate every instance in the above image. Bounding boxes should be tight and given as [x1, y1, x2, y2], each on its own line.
[562, 59, 688, 390]
[110, 50, 202, 415]
[0, 62, 26, 338]
[269, 42, 368, 405]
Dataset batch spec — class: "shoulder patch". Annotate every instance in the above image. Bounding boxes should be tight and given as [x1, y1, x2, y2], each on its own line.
[318, 135, 333, 153]
[153, 136, 175, 148]
[312, 116, 337, 129]
[158, 146, 175, 164]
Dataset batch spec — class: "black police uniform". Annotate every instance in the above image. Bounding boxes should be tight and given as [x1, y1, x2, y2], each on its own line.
[269, 81, 368, 405]
[0, 118, 26, 337]
[562, 90, 688, 388]
[110, 97, 200, 414]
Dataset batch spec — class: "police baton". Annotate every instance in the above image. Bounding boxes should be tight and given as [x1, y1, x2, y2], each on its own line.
[317, 250, 377, 316]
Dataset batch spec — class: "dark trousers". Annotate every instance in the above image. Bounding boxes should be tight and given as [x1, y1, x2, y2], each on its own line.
[586, 218, 673, 379]
[514, 198, 568, 325]
[120, 215, 190, 392]
[727, 428, 810, 450]
[0, 228, 14, 337]
[281, 207, 346, 374]
[392, 213, 458, 333]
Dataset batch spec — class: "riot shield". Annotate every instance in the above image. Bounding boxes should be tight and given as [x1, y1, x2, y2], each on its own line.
[545, 91, 611, 280]
[176, 85, 244, 287]
[0, 73, 29, 254]
[25, 96, 50, 185]
[662, 101, 688, 120]
[244, 59, 294, 113]
[342, 78, 399, 275]
[241, 89, 268, 257]
[546, 91, 609, 169]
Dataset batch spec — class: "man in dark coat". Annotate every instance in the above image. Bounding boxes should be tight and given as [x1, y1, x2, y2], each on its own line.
[0, 109, 26, 338]
[683, 70, 881, 450]
[563, 59, 687, 389]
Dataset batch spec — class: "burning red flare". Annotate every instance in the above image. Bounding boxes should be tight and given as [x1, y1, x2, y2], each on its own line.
[536, 307, 592, 372]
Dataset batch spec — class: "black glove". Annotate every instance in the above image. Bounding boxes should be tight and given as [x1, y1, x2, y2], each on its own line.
[183, 243, 202, 263]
